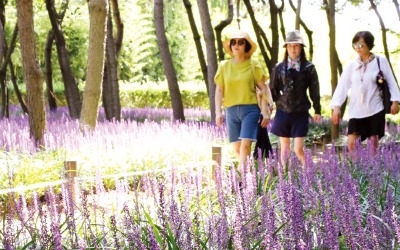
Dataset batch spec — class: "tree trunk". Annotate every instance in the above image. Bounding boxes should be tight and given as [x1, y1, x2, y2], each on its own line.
[295, 0, 302, 30]
[182, 0, 209, 94]
[80, 0, 108, 129]
[102, 6, 121, 121]
[1, 24, 28, 114]
[154, 0, 185, 122]
[369, 0, 397, 82]
[214, 0, 233, 62]
[44, 30, 57, 111]
[323, 0, 340, 139]
[242, 0, 280, 73]
[288, 0, 314, 61]
[394, 0, 400, 21]
[0, 18, 7, 118]
[16, 0, 46, 146]
[46, 0, 82, 119]
[196, 0, 217, 122]
[110, 0, 123, 55]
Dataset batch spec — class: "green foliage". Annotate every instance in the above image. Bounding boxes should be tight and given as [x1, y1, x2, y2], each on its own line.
[125, 12, 163, 83]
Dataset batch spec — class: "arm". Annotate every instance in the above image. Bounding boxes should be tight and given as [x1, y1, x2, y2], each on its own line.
[269, 65, 279, 102]
[308, 64, 322, 122]
[330, 62, 352, 124]
[215, 84, 224, 127]
[308, 64, 321, 115]
[380, 56, 400, 114]
[256, 76, 271, 128]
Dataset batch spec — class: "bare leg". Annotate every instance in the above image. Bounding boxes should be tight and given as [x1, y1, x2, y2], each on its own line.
[279, 137, 291, 167]
[232, 141, 241, 159]
[238, 139, 252, 168]
[368, 135, 379, 154]
[347, 133, 359, 153]
[293, 137, 305, 165]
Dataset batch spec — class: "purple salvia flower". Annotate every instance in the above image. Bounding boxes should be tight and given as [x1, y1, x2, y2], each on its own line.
[178, 192, 193, 248]
[46, 188, 63, 250]
[4, 194, 15, 250]
[391, 206, 400, 246]
[367, 213, 380, 250]
[51, 223, 63, 250]
[122, 203, 147, 250]
[261, 193, 280, 249]
[316, 180, 339, 249]
[37, 194, 50, 247]
[337, 174, 358, 249]
[147, 226, 161, 250]
[157, 181, 167, 237]
[347, 175, 367, 248]
[232, 211, 244, 250]
[109, 215, 121, 249]
[80, 190, 98, 249]
[213, 164, 230, 248]
[62, 183, 78, 248]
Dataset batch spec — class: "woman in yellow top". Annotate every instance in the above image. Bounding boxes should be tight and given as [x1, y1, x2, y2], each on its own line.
[214, 29, 271, 168]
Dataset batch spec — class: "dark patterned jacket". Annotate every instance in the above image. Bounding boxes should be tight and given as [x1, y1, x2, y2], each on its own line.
[269, 61, 321, 114]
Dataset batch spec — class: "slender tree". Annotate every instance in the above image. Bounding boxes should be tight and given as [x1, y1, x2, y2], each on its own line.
[288, 0, 314, 61]
[369, 0, 397, 82]
[80, 0, 108, 129]
[243, 0, 281, 73]
[214, 0, 233, 62]
[44, 0, 69, 112]
[0, 17, 6, 118]
[46, 0, 82, 119]
[197, 0, 217, 122]
[323, 0, 341, 139]
[102, 4, 121, 121]
[394, 0, 400, 21]
[182, 0, 209, 94]
[154, 0, 185, 122]
[1, 24, 28, 115]
[295, 0, 302, 30]
[16, 0, 46, 146]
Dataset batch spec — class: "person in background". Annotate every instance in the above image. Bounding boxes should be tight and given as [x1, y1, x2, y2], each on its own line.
[269, 30, 321, 166]
[330, 30, 400, 154]
[214, 29, 271, 168]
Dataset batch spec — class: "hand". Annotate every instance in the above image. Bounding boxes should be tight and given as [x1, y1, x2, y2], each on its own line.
[331, 107, 341, 125]
[391, 102, 399, 115]
[314, 114, 322, 123]
[216, 113, 224, 127]
[260, 116, 270, 128]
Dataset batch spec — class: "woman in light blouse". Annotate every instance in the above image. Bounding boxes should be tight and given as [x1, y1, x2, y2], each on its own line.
[330, 31, 400, 153]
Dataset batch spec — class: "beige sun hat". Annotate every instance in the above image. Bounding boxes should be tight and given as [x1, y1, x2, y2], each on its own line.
[283, 30, 306, 47]
[223, 30, 257, 58]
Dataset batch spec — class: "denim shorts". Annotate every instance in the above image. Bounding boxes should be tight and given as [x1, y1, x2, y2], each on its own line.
[226, 104, 260, 143]
[271, 109, 310, 137]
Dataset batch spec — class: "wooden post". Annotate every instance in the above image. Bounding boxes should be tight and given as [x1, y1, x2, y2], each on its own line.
[65, 161, 77, 203]
[212, 146, 222, 180]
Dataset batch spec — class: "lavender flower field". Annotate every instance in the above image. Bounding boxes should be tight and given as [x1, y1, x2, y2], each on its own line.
[1, 106, 400, 249]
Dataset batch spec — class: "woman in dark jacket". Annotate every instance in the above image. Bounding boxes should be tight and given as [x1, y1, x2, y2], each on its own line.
[270, 30, 321, 166]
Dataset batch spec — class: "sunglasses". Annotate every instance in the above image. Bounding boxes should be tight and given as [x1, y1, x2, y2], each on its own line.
[352, 43, 365, 49]
[231, 39, 246, 46]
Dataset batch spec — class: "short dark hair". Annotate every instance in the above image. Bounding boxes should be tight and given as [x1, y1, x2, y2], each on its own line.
[352, 31, 374, 50]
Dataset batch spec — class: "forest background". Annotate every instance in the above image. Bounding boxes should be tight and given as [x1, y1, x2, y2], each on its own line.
[1, 0, 400, 144]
